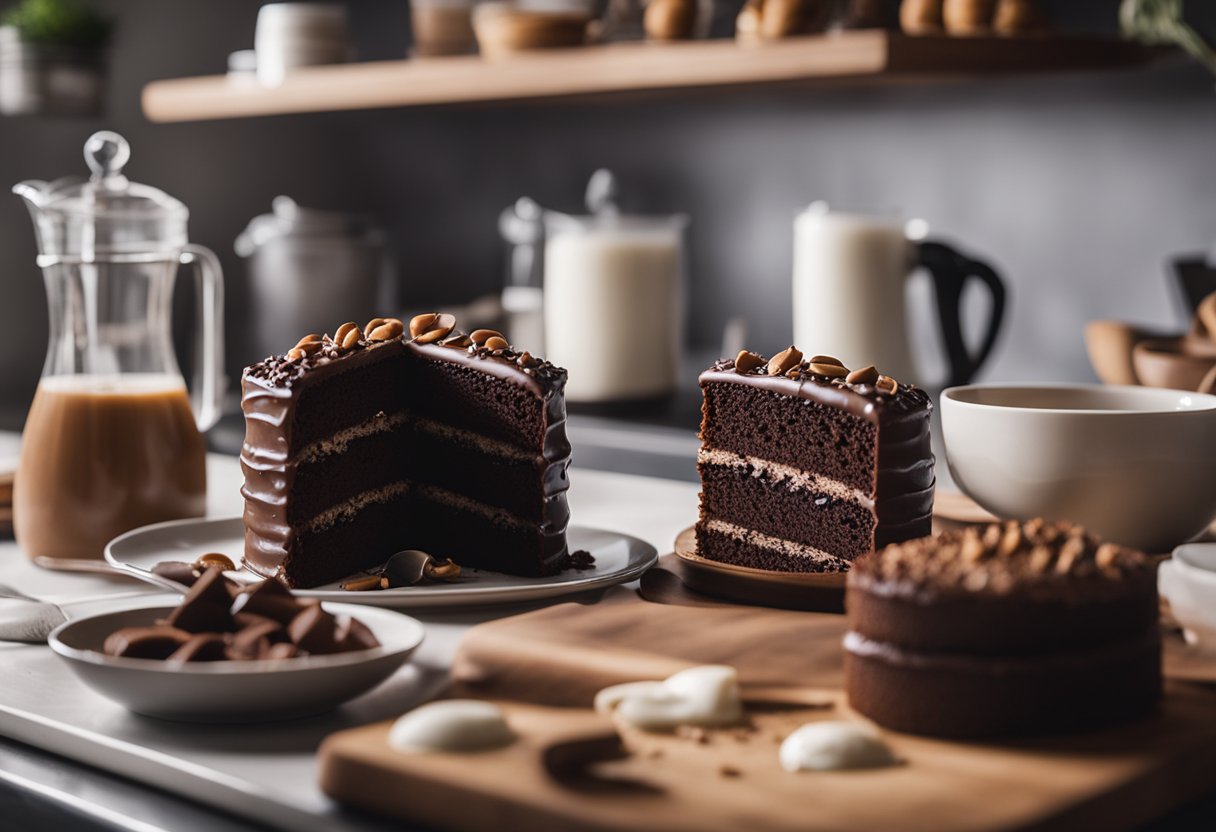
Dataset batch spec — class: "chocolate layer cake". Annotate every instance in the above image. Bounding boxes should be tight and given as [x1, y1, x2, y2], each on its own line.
[845, 519, 1161, 738]
[241, 315, 571, 588]
[696, 349, 933, 573]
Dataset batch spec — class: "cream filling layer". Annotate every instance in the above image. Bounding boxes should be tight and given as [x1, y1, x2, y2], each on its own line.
[296, 410, 411, 466]
[292, 410, 538, 469]
[307, 481, 411, 532]
[698, 448, 874, 508]
[701, 519, 852, 569]
[304, 481, 532, 534]
[413, 416, 539, 463]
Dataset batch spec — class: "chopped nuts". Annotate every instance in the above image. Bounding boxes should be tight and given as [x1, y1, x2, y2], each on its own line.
[808, 362, 849, 378]
[997, 521, 1022, 557]
[1028, 545, 1054, 574]
[517, 351, 535, 367]
[409, 313, 440, 338]
[874, 375, 899, 395]
[334, 321, 361, 350]
[960, 528, 987, 563]
[363, 317, 388, 337]
[287, 348, 307, 362]
[846, 365, 879, 385]
[484, 335, 510, 352]
[808, 355, 844, 367]
[292, 334, 323, 355]
[734, 350, 764, 374]
[767, 346, 803, 376]
[413, 313, 456, 344]
[367, 318, 404, 342]
[470, 329, 504, 346]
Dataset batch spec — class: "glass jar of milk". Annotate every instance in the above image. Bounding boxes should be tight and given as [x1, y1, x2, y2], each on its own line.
[542, 198, 688, 403]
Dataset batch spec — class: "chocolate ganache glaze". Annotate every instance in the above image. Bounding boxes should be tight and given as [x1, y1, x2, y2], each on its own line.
[240, 318, 572, 583]
[699, 352, 934, 545]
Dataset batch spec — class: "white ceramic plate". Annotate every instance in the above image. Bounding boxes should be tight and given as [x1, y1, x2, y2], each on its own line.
[105, 518, 657, 608]
[48, 603, 425, 722]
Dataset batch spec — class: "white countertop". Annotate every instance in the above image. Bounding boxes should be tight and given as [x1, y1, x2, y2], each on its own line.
[0, 443, 699, 831]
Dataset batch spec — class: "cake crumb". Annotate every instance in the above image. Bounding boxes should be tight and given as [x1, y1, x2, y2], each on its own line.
[566, 549, 596, 570]
[676, 725, 709, 744]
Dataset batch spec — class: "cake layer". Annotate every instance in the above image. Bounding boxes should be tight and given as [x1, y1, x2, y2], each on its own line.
[290, 345, 409, 455]
[695, 520, 852, 573]
[697, 459, 877, 560]
[253, 486, 414, 589]
[847, 570, 1160, 655]
[843, 629, 1162, 739]
[700, 381, 879, 494]
[407, 486, 567, 577]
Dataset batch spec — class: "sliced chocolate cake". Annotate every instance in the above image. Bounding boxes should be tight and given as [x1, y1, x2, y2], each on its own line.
[696, 348, 933, 573]
[241, 315, 571, 588]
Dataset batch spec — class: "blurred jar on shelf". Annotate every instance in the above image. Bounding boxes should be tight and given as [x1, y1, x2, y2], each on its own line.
[255, 3, 350, 86]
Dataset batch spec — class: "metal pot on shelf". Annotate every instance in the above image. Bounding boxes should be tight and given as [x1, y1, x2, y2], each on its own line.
[236, 196, 396, 360]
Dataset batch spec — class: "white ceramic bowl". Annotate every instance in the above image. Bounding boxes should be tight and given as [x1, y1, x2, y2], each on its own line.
[49, 603, 424, 723]
[941, 384, 1216, 552]
[1161, 543, 1216, 651]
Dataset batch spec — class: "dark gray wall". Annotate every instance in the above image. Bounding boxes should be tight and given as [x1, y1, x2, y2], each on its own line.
[1, 0, 1214, 418]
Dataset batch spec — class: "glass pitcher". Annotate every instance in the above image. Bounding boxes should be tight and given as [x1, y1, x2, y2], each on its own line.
[11, 131, 224, 560]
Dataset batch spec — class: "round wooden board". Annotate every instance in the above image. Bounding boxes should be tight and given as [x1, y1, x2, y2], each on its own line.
[671, 527, 845, 613]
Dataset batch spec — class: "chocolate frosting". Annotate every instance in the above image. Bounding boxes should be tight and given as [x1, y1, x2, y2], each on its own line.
[700, 353, 935, 537]
[240, 325, 571, 581]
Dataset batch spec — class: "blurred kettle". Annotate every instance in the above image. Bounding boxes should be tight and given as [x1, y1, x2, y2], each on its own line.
[237, 196, 395, 358]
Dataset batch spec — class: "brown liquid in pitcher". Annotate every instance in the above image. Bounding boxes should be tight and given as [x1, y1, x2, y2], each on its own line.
[14, 374, 207, 560]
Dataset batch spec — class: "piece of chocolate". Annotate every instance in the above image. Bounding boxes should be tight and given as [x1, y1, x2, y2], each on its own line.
[229, 577, 306, 624]
[287, 605, 341, 654]
[333, 615, 379, 652]
[103, 625, 191, 660]
[228, 618, 287, 659]
[163, 567, 236, 633]
[151, 561, 203, 587]
[167, 633, 229, 663]
[264, 642, 302, 660]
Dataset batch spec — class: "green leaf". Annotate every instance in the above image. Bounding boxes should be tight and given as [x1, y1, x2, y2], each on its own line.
[0, 0, 112, 50]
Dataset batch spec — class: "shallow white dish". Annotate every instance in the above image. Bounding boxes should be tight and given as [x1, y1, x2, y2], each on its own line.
[1161, 543, 1216, 652]
[105, 518, 657, 608]
[941, 383, 1216, 552]
[48, 603, 424, 722]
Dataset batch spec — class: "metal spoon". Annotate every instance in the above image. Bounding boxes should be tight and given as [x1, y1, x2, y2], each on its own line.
[0, 583, 157, 643]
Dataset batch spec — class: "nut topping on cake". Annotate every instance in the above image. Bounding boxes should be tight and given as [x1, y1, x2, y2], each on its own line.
[874, 375, 899, 395]
[808, 354, 844, 367]
[366, 318, 404, 342]
[854, 519, 1149, 595]
[470, 328, 504, 346]
[846, 365, 879, 385]
[412, 312, 456, 344]
[484, 335, 509, 352]
[334, 321, 361, 350]
[734, 350, 764, 374]
[409, 313, 439, 338]
[808, 362, 849, 378]
[767, 346, 803, 376]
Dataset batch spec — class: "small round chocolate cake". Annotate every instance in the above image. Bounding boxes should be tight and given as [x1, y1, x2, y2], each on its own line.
[844, 519, 1161, 739]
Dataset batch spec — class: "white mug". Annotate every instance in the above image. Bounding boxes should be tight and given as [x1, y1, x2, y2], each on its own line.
[792, 203, 1005, 387]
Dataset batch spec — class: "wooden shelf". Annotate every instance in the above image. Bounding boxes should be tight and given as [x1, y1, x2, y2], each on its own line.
[142, 31, 1161, 123]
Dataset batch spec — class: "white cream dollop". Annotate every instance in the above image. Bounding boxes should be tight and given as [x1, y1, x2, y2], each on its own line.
[388, 700, 515, 753]
[778, 721, 898, 772]
[594, 665, 744, 731]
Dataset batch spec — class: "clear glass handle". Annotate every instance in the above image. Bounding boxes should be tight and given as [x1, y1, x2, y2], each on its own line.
[179, 244, 226, 432]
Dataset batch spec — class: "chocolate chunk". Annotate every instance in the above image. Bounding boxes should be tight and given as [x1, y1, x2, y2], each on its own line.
[167, 633, 229, 663]
[287, 605, 341, 654]
[151, 561, 202, 587]
[229, 577, 305, 624]
[333, 615, 380, 652]
[263, 642, 302, 660]
[104, 626, 191, 659]
[229, 618, 287, 659]
[164, 567, 236, 633]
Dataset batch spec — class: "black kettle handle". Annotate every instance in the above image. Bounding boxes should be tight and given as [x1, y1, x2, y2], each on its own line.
[918, 240, 1007, 388]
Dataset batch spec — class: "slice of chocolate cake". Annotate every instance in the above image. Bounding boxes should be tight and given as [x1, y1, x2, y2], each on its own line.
[695, 348, 933, 573]
[241, 315, 571, 588]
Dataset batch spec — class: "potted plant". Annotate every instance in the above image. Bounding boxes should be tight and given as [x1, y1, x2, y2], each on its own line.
[0, 0, 112, 116]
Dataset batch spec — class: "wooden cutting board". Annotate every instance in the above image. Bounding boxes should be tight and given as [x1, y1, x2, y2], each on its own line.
[318, 593, 1216, 831]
